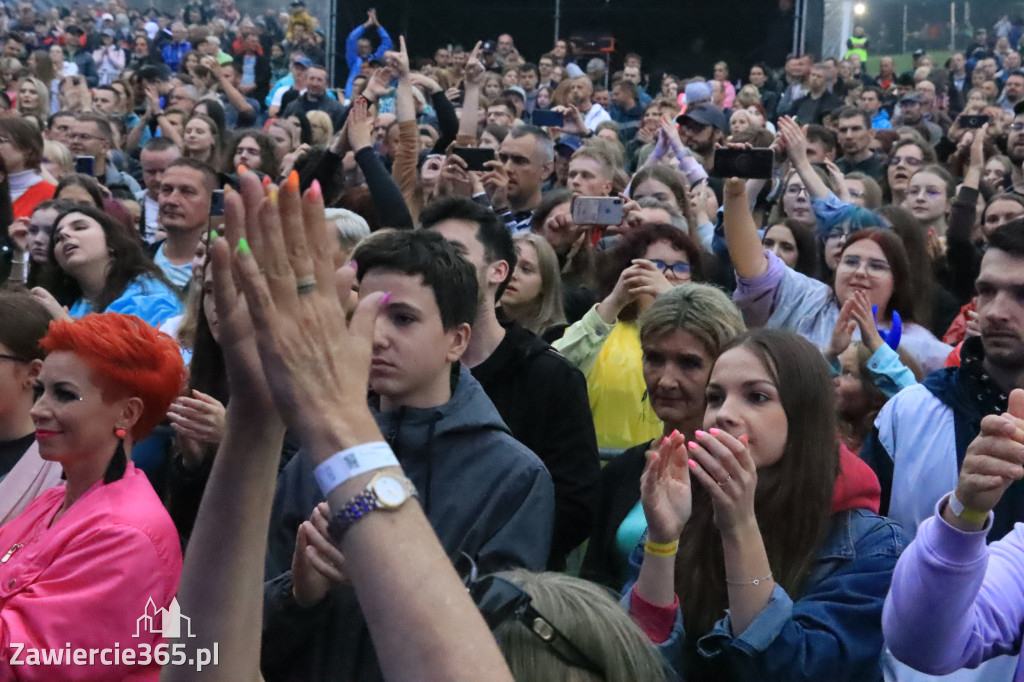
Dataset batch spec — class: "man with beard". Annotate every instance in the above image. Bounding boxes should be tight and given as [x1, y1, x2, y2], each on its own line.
[677, 103, 727, 201]
[568, 76, 611, 131]
[893, 92, 942, 144]
[864, 223, 1024, 682]
[1007, 104, 1024, 194]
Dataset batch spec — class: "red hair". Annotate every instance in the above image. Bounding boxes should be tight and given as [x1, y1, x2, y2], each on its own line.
[40, 314, 186, 440]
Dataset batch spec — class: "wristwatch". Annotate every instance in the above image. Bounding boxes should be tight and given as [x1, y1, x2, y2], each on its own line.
[328, 473, 418, 543]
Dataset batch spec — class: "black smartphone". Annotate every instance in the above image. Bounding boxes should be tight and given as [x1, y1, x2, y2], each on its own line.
[74, 155, 95, 175]
[531, 109, 565, 127]
[711, 148, 774, 179]
[959, 114, 990, 129]
[452, 146, 497, 172]
[209, 189, 225, 217]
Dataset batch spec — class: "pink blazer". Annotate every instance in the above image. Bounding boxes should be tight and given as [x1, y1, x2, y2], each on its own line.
[0, 463, 182, 680]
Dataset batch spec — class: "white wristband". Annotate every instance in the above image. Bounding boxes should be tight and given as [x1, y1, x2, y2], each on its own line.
[314, 441, 399, 496]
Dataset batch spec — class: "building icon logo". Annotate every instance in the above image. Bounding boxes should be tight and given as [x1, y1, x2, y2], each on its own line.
[134, 597, 195, 638]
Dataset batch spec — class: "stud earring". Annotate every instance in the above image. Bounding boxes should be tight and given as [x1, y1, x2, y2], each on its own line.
[114, 427, 127, 438]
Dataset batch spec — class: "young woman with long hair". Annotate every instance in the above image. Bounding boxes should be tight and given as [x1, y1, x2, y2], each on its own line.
[627, 328, 904, 681]
[500, 232, 567, 342]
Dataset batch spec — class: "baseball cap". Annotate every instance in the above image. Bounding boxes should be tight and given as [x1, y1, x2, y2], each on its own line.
[554, 135, 583, 157]
[899, 91, 922, 104]
[677, 103, 728, 132]
[684, 81, 712, 106]
[481, 40, 497, 53]
[292, 56, 312, 68]
[101, 28, 116, 37]
[101, 13, 114, 22]
[503, 86, 526, 101]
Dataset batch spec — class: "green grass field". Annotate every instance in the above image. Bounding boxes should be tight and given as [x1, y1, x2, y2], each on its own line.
[865, 50, 952, 75]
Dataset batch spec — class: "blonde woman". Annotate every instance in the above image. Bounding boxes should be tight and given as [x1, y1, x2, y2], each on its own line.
[305, 110, 334, 145]
[500, 232, 567, 342]
[15, 76, 49, 121]
[42, 139, 73, 182]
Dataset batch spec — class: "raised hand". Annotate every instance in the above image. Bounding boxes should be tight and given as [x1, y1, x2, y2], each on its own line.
[223, 169, 386, 464]
[640, 431, 693, 543]
[167, 390, 226, 446]
[552, 104, 586, 135]
[686, 429, 758, 534]
[463, 41, 485, 87]
[827, 296, 858, 358]
[777, 116, 809, 166]
[950, 390, 1024, 525]
[384, 35, 409, 79]
[363, 65, 395, 102]
[480, 159, 509, 210]
[624, 258, 675, 298]
[347, 97, 374, 152]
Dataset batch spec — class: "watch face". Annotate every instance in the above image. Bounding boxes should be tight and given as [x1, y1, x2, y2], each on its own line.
[373, 476, 407, 507]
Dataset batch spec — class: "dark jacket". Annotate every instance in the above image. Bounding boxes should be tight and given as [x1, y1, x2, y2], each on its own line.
[470, 323, 599, 569]
[793, 90, 842, 125]
[260, 365, 554, 682]
[283, 93, 346, 131]
[580, 441, 649, 589]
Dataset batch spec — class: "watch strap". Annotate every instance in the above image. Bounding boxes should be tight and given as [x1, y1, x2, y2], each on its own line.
[328, 475, 417, 543]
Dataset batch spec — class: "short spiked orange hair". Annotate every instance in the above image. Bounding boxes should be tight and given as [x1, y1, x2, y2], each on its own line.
[40, 314, 186, 440]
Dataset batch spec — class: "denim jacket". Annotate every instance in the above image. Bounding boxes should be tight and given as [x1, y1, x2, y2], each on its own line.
[623, 509, 906, 682]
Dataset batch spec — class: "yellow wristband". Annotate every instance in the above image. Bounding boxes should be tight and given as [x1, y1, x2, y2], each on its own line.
[644, 538, 679, 557]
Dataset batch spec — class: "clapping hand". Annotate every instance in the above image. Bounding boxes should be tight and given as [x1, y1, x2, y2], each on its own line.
[951, 390, 1024, 525]
[686, 429, 758, 534]
[640, 431, 693, 542]
[219, 169, 387, 464]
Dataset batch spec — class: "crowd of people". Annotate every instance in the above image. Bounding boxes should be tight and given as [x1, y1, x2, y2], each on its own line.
[1, 1, 1024, 680]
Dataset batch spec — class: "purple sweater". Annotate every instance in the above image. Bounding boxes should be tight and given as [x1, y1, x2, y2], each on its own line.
[882, 494, 1024, 679]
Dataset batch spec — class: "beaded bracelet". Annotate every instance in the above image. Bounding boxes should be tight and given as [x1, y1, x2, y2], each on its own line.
[643, 538, 679, 557]
[726, 571, 773, 586]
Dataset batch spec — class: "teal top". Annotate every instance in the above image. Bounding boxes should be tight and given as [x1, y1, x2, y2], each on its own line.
[614, 499, 648, 585]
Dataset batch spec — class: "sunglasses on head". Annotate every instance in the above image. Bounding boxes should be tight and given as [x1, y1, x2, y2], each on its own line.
[468, 574, 605, 678]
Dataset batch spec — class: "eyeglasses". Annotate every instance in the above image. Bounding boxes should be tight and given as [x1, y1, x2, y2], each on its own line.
[1009, 122, 1024, 132]
[469, 574, 604, 678]
[838, 254, 892, 275]
[890, 156, 924, 167]
[784, 184, 808, 196]
[67, 132, 104, 142]
[649, 259, 692, 277]
[847, 188, 864, 198]
[824, 227, 854, 242]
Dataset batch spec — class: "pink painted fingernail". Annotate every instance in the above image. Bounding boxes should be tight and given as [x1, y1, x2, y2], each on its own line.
[347, 260, 358, 272]
[709, 428, 721, 435]
[740, 434, 748, 445]
[687, 441, 698, 450]
[695, 429, 706, 438]
[688, 459, 697, 468]
[308, 179, 322, 200]
[671, 429, 680, 438]
[379, 292, 392, 306]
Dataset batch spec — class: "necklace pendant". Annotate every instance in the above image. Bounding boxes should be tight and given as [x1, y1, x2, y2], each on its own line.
[1, 543, 23, 564]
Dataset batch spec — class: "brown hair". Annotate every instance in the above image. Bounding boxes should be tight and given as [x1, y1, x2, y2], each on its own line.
[0, 288, 52, 361]
[0, 115, 43, 169]
[675, 329, 838, 635]
[842, 228, 916, 323]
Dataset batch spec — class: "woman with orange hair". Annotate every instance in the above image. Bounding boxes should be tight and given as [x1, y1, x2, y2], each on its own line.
[0, 313, 186, 681]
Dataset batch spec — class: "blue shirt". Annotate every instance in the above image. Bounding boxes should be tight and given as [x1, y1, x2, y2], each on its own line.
[68, 275, 184, 330]
[154, 243, 192, 290]
[345, 24, 392, 98]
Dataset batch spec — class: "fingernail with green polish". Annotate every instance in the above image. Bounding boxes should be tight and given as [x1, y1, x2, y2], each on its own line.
[236, 237, 251, 256]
